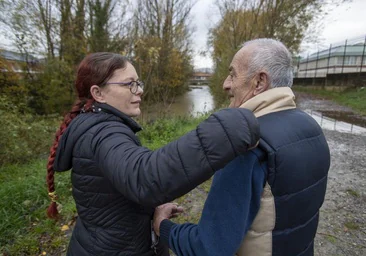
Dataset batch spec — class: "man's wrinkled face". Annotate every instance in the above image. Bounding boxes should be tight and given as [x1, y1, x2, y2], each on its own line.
[223, 46, 256, 108]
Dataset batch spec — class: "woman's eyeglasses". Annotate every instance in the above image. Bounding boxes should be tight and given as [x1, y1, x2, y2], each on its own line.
[105, 80, 144, 94]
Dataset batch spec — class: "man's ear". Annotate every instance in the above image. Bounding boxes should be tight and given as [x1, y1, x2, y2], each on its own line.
[253, 72, 270, 96]
[90, 85, 106, 102]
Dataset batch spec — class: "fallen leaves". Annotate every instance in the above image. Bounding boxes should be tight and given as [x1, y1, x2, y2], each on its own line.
[61, 225, 69, 231]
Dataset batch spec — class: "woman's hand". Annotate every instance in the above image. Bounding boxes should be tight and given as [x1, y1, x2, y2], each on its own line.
[153, 203, 184, 236]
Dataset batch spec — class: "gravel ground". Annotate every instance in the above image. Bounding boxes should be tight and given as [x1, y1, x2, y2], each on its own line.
[177, 92, 366, 255]
[295, 92, 366, 256]
[314, 129, 366, 256]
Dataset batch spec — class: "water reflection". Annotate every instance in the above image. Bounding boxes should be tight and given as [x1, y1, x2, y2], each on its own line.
[317, 110, 366, 128]
[139, 85, 215, 121]
[305, 109, 366, 136]
[184, 86, 215, 117]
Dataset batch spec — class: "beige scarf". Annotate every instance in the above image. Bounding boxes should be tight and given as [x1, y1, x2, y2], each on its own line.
[240, 87, 296, 117]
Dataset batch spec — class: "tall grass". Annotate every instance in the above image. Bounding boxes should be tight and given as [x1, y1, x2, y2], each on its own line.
[0, 160, 75, 255]
[139, 114, 208, 149]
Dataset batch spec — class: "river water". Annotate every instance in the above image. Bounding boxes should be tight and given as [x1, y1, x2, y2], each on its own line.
[183, 85, 215, 116]
[139, 87, 366, 136]
[139, 85, 215, 121]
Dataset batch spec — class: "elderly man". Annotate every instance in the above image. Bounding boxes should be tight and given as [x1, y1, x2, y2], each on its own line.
[153, 38, 330, 256]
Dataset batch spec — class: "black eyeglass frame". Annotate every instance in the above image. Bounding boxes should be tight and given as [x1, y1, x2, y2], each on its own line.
[105, 80, 144, 94]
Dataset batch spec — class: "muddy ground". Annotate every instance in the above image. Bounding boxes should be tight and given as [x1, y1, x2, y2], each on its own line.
[176, 92, 366, 256]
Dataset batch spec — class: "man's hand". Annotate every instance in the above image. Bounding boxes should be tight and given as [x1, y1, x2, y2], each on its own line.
[153, 203, 184, 236]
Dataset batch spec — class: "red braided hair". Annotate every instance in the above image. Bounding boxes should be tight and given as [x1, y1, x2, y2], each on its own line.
[46, 53, 128, 219]
[46, 99, 94, 218]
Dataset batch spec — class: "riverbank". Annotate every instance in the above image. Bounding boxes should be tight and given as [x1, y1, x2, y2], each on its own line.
[1, 92, 365, 255]
[293, 86, 366, 115]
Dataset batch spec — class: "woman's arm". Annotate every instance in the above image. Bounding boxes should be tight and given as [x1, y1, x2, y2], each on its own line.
[155, 153, 266, 256]
[91, 108, 259, 207]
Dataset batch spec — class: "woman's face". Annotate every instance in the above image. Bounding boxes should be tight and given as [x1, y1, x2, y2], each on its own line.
[100, 62, 143, 117]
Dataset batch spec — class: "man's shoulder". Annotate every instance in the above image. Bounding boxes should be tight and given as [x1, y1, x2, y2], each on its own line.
[258, 108, 323, 148]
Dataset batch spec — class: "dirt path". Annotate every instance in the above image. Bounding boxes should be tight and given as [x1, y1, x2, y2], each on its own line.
[177, 91, 366, 256]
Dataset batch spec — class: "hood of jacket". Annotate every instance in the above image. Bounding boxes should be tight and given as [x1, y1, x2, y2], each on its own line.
[53, 102, 142, 172]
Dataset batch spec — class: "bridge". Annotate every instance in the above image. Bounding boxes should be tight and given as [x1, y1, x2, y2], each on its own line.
[189, 79, 210, 85]
[189, 71, 212, 85]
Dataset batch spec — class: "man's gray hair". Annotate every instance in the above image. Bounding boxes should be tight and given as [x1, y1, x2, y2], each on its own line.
[242, 38, 293, 88]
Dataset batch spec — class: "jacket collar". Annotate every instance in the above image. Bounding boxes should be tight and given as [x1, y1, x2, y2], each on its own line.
[93, 102, 142, 133]
[240, 87, 296, 117]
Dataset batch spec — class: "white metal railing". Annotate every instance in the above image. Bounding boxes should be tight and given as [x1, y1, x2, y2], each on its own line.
[305, 109, 366, 136]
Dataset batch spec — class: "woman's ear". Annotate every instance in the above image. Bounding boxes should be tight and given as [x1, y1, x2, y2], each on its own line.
[253, 72, 270, 96]
[90, 85, 106, 102]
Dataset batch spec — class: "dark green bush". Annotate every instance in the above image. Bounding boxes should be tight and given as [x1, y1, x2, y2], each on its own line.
[0, 95, 60, 165]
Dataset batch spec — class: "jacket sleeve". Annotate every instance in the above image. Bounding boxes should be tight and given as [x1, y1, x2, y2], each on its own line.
[159, 153, 266, 256]
[91, 108, 259, 207]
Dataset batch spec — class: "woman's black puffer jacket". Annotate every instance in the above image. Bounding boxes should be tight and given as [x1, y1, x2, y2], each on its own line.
[53, 102, 259, 256]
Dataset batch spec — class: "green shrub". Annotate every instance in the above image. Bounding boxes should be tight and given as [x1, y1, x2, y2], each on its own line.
[0, 95, 60, 165]
[138, 114, 208, 150]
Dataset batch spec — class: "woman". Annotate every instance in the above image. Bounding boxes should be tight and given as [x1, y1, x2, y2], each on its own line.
[46, 52, 259, 256]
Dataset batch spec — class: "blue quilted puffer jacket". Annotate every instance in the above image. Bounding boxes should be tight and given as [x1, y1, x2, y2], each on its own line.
[254, 109, 330, 256]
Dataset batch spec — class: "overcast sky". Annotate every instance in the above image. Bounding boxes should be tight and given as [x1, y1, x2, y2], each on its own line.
[191, 0, 366, 69]
[1, 0, 365, 69]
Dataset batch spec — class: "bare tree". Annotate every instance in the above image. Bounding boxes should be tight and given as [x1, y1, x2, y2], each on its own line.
[132, 0, 194, 105]
[208, 0, 350, 105]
